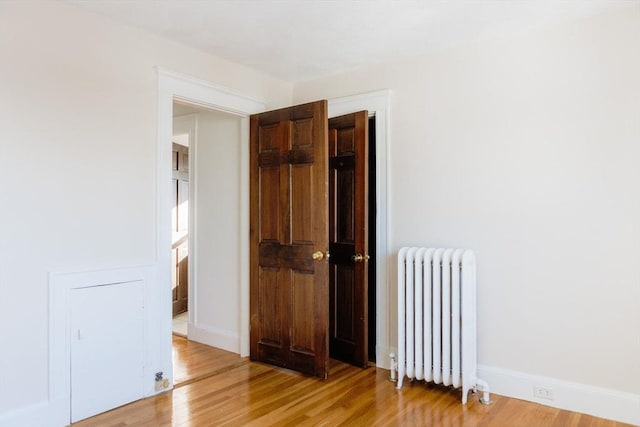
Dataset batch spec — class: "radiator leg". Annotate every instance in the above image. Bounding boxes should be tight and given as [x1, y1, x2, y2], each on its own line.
[396, 355, 405, 389]
[462, 387, 469, 405]
[396, 356, 404, 389]
[397, 376, 404, 389]
[475, 378, 492, 405]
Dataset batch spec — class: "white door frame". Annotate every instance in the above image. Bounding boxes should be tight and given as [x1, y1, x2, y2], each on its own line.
[156, 68, 265, 384]
[157, 70, 392, 377]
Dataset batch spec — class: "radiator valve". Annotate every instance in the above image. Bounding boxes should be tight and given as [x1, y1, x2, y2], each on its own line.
[389, 353, 397, 382]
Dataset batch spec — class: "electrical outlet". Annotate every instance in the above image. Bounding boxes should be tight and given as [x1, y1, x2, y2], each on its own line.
[533, 386, 554, 400]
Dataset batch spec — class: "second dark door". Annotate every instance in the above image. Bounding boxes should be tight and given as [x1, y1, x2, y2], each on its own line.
[329, 111, 369, 367]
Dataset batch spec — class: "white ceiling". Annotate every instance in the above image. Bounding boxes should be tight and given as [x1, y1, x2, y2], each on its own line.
[69, 0, 629, 83]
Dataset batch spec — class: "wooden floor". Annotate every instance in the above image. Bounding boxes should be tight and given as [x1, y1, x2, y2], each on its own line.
[172, 335, 248, 386]
[74, 336, 630, 427]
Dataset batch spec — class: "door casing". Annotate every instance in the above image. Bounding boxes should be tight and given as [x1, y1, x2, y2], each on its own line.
[157, 69, 265, 387]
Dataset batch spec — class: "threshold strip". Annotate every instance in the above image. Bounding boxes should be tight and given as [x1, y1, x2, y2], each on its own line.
[174, 359, 250, 389]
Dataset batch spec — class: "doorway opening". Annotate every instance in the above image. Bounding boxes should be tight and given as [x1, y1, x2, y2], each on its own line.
[174, 104, 382, 371]
[157, 70, 390, 389]
[170, 99, 246, 384]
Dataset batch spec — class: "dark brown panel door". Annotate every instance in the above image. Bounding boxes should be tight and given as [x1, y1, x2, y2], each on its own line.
[329, 111, 369, 367]
[250, 100, 329, 378]
[172, 143, 189, 316]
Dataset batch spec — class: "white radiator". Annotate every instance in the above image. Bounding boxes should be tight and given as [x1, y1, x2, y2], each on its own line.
[396, 247, 490, 404]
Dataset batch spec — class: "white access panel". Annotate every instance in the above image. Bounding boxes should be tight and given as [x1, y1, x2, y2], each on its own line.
[70, 281, 145, 422]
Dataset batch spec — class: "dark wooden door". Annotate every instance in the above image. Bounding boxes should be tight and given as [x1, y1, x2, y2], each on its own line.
[249, 100, 330, 378]
[172, 143, 189, 316]
[328, 111, 369, 367]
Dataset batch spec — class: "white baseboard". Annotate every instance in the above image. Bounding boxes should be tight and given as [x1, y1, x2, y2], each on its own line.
[240, 331, 249, 358]
[478, 364, 640, 425]
[187, 323, 240, 354]
[0, 398, 66, 427]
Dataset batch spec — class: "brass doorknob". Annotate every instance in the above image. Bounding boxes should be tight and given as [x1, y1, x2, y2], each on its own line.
[352, 254, 370, 263]
[312, 251, 324, 261]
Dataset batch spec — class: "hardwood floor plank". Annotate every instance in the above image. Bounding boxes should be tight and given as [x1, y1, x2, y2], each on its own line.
[172, 335, 247, 386]
[73, 338, 633, 427]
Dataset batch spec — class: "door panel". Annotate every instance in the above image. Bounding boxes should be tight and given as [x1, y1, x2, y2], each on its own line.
[250, 100, 329, 378]
[329, 111, 369, 367]
[70, 282, 144, 422]
[258, 267, 282, 346]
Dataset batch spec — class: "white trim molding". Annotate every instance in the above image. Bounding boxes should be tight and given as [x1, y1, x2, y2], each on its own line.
[478, 364, 640, 425]
[0, 399, 59, 427]
[328, 89, 392, 369]
[157, 68, 265, 117]
[187, 324, 240, 354]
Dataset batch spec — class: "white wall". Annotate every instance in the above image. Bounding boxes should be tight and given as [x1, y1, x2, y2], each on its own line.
[295, 5, 640, 422]
[0, 1, 290, 421]
[182, 110, 244, 352]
